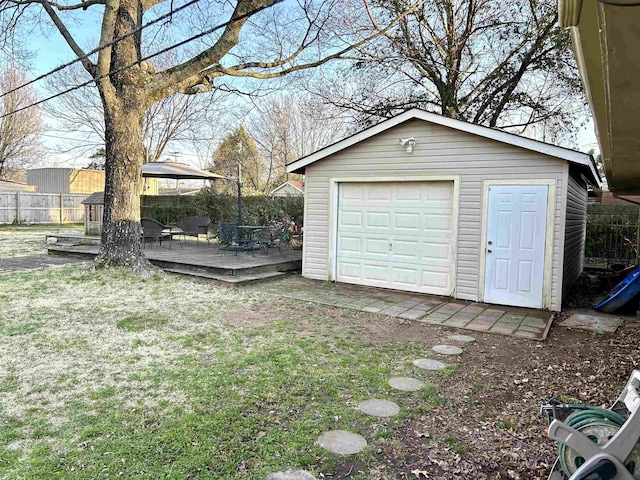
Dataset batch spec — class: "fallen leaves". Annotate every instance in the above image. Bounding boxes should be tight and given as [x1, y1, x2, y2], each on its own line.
[411, 469, 430, 478]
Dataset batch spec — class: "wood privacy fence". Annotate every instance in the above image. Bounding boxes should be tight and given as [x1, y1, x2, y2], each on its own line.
[0, 192, 87, 224]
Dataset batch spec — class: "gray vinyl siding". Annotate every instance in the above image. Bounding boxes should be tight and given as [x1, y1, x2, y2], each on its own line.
[26, 168, 105, 194]
[303, 119, 568, 311]
[562, 171, 588, 297]
[27, 168, 72, 194]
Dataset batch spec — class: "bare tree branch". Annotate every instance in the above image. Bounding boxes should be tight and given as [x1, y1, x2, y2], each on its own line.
[37, 0, 95, 72]
[146, 0, 282, 102]
[0, 65, 42, 179]
[329, 0, 585, 142]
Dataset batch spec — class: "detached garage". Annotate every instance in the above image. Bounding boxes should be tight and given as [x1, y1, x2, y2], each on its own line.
[287, 109, 601, 312]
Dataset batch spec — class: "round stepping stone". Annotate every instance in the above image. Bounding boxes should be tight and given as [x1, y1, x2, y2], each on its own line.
[413, 358, 446, 371]
[446, 334, 476, 343]
[388, 376, 425, 392]
[318, 430, 367, 455]
[358, 399, 400, 417]
[265, 470, 317, 480]
[432, 344, 463, 355]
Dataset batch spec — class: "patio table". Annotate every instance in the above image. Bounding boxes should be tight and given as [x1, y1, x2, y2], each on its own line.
[235, 225, 264, 254]
[169, 229, 187, 247]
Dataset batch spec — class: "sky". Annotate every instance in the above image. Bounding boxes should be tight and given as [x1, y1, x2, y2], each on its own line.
[20, 3, 600, 170]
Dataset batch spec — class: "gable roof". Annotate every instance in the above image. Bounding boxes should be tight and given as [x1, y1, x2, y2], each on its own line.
[82, 191, 104, 205]
[271, 180, 304, 195]
[287, 108, 601, 186]
[288, 180, 304, 192]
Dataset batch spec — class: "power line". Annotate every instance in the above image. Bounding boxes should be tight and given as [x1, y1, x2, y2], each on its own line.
[40, 133, 101, 141]
[0, 0, 201, 100]
[0, 1, 282, 119]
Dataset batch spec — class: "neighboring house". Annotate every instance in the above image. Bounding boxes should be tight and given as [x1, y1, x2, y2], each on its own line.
[0, 179, 37, 192]
[558, 0, 640, 194]
[287, 109, 601, 312]
[27, 168, 105, 194]
[271, 180, 304, 197]
[27, 168, 158, 195]
[591, 190, 640, 205]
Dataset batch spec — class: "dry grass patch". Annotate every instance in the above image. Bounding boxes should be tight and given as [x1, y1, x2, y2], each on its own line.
[0, 265, 260, 426]
[0, 265, 441, 479]
[0, 224, 83, 258]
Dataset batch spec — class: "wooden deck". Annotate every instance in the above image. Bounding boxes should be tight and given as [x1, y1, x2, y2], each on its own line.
[47, 235, 302, 285]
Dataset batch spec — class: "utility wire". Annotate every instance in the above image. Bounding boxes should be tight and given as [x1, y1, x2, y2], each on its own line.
[0, 0, 201, 100]
[0, 1, 282, 119]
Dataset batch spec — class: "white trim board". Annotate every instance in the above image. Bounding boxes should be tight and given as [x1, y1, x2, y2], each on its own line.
[287, 108, 601, 187]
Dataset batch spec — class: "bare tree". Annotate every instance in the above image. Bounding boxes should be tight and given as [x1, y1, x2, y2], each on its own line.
[43, 61, 228, 163]
[0, 65, 42, 179]
[316, 0, 585, 142]
[1, 0, 417, 273]
[248, 93, 350, 188]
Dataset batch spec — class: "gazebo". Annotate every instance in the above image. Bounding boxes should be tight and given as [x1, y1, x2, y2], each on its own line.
[141, 161, 226, 181]
[82, 162, 228, 236]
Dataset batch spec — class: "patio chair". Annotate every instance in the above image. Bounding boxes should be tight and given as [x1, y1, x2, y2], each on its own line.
[141, 217, 172, 249]
[258, 223, 290, 255]
[170, 216, 211, 246]
[218, 221, 238, 254]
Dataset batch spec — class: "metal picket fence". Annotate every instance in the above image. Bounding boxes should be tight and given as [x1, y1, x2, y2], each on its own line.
[585, 204, 640, 268]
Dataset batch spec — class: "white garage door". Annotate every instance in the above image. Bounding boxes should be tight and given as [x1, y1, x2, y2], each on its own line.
[336, 181, 455, 295]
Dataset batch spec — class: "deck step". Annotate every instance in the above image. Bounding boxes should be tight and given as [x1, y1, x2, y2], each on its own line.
[47, 235, 101, 246]
[163, 268, 285, 286]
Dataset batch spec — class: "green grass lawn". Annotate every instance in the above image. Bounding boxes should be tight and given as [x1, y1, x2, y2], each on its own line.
[0, 224, 84, 258]
[0, 265, 447, 479]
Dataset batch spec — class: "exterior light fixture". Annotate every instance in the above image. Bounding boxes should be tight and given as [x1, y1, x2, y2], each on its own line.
[399, 137, 417, 153]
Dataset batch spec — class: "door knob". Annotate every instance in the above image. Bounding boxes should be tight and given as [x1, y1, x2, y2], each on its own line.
[488, 240, 493, 245]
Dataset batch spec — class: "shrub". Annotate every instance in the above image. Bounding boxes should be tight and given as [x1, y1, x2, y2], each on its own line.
[141, 189, 304, 234]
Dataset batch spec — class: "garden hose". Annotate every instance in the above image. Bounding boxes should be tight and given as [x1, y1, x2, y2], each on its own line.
[558, 407, 640, 479]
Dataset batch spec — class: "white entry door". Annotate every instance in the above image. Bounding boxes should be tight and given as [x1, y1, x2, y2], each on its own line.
[335, 181, 454, 296]
[483, 185, 548, 308]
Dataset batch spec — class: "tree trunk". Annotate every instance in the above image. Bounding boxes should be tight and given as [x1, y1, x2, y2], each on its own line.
[94, 94, 151, 275]
[92, 0, 152, 275]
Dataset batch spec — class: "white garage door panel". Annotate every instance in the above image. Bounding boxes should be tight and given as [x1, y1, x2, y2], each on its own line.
[393, 240, 419, 259]
[395, 213, 420, 229]
[367, 212, 390, 227]
[365, 238, 391, 256]
[336, 182, 454, 295]
[425, 214, 451, 230]
[422, 270, 450, 288]
[341, 211, 363, 226]
[338, 261, 361, 280]
[364, 264, 388, 282]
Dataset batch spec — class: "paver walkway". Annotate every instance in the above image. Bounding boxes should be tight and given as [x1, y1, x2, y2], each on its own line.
[0, 254, 87, 274]
[252, 276, 553, 340]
